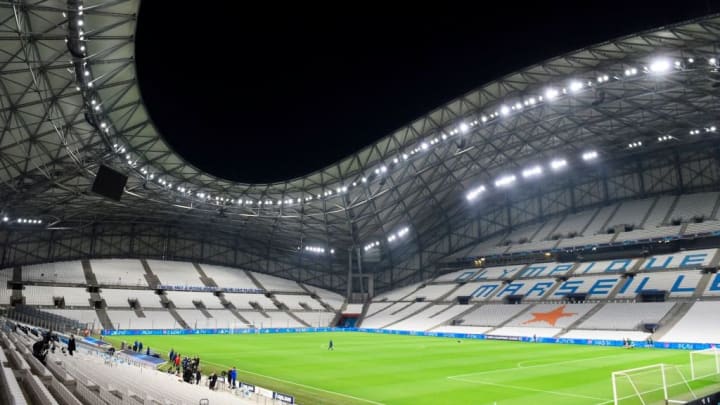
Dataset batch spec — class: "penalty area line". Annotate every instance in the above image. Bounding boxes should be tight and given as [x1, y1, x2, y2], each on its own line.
[448, 376, 607, 401]
[202, 360, 384, 405]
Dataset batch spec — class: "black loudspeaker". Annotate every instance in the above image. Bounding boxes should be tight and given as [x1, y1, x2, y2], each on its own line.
[91, 165, 128, 201]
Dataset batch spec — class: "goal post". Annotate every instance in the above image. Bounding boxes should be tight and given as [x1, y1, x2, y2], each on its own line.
[690, 348, 720, 381]
[611, 363, 695, 405]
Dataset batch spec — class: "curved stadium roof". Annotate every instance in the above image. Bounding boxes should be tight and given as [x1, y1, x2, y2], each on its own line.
[0, 1, 719, 290]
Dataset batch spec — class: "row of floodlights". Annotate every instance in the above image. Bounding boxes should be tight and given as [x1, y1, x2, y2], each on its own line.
[303, 246, 335, 254]
[91, 51, 717, 211]
[628, 125, 717, 148]
[466, 153, 598, 201]
[387, 227, 410, 243]
[2, 216, 42, 225]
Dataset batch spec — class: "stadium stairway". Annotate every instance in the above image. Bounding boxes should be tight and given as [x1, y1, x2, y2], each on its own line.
[711, 195, 720, 219]
[556, 303, 605, 337]
[355, 302, 371, 327]
[600, 203, 623, 234]
[691, 272, 714, 299]
[193, 301, 212, 318]
[638, 196, 660, 228]
[329, 302, 346, 327]
[140, 259, 161, 289]
[299, 284, 336, 312]
[651, 301, 693, 341]
[379, 302, 432, 329]
[192, 263, 218, 287]
[243, 270, 266, 291]
[661, 195, 681, 226]
[431, 303, 481, 331]
[80, 260, 98, 286]
[95, 307, 115, 331]
[216, 294, 252, 325]
[165, 301, 191, 330]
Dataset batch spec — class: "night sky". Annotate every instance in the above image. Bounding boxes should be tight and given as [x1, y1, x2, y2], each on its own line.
[135, 1, 718, 184]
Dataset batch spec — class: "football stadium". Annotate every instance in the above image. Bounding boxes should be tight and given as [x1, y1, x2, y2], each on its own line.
[1, 2, 720, 404]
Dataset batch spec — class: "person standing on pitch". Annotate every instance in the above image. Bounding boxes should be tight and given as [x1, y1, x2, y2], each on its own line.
[328, 339, 334, 350]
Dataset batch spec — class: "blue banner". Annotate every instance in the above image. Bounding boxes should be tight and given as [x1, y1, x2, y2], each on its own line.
[101, 327, 718, 350]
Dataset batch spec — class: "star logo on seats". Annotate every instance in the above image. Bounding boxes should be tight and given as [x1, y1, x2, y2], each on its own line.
[522, 305, 577, 326]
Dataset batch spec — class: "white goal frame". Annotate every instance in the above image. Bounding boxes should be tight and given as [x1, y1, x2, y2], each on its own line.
[690, 347, 720, 380]
[611, 363, 694, 405]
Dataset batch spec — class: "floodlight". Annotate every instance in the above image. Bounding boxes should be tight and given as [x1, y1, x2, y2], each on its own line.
[521, 165, 543, 179]
[459, 123, 469, 133]
[494, 175, 516, 188]
[582, 151, 598, 161]
[569, 81, 583, 92]
[500, 105, 510, 116]
[550, 159, 567, 170]
[649, 58, 671, 73]
[545, 88, 559, 101]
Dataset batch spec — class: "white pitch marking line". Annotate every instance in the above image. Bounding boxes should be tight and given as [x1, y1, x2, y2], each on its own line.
[449, 352, 623, 379]
[449, 377, 607, 401]
[202, 360, 384, 405]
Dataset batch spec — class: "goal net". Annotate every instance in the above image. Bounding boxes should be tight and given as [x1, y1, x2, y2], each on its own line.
[612, 364, 695, 405]
[690, 348, 720, 382]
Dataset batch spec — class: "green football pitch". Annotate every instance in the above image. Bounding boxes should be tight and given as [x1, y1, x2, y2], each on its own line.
[104, 332, 717, 405]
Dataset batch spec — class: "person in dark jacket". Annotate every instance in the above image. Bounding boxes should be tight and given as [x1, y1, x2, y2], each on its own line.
[68, 334, 76, 356]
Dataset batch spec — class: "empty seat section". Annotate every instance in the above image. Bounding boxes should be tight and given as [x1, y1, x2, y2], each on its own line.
[642, 195, 675, 227]
[684, 220, 720, 235]
[361, 302, 431, 328]
[614, 226, 681, 242]
[659, 302, 720, 343]
[373, 282, 422, 301]
[165, 291, 223, 308]
[344, 303, 364, 313]
[433, 268, 477, 283]
[459, 304, 530, 326]
[293, 311, 336, 327]
[249, 272, 304, 292]
[106, 310, 178, 329]
[406, 284, 456, 300]
[92, 259, 148, 286]
[197, 264, 254, 288]
[263, 311, 304, 328]
[43, 309, 101, 327]
[552, 210, 595, 238]
[668, 192, 719, 221]
[615, 271, 703, 298]
[608, 198, 655, 228]
[453, 281, 504, 301]
[224, 293, 275, 310]
[274, 294, 314, 310]
[22, 261, 86, 284]
[390, 304, 471, 331]
[578, 302, 674, 330]
[146, 260, 200, 287]
[491, 278, 558, 301]
[505, 303, 596, 328]
[583, 203, 618, 235]
[23, 286, 91, 306]
[365, 301, 395, 317]
[175, 309, 212, 329]
[302, 284, 345, 310]
[0, 268, 11, 305]
[101, 288, 161, 308]
[206, 309, 248, 328]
